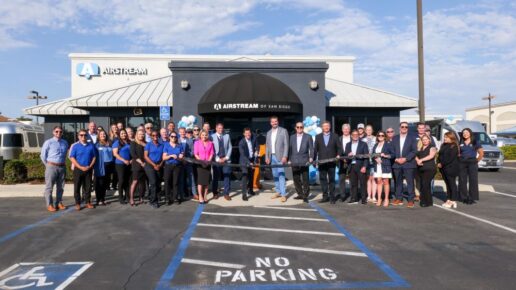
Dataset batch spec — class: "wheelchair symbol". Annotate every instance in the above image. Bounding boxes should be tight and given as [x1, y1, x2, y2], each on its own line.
[0, 262, 93, 290]
[0, 266, 53, 289]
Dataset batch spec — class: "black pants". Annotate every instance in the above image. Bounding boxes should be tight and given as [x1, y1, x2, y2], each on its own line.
[240, 165, 254, 198]
[338, 165, 349, 200]
[164, 164, 181, 202]
[292, 166, 309, 199]
[144, 164, 162, 205]
[349, 165, 366, 202]
[107, 162, 117, 190]
[441, 169, 459, 201]
[459, 159, 479, 201]
[319, 164, 336, 199]
[418, 168, 435, 206]
[115, 164, 131, 203]
[73, 168, 92, 204]
[95, 162, 113, 203]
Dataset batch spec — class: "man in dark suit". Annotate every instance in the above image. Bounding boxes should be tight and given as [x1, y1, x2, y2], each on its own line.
[314, 121, 342, 204]
[239, 128, 257, 201]
[289, 122, 314, 203]
[344, 130, 369, 204]
[338, 123, 352, 201]
[391, 121, 418, 208]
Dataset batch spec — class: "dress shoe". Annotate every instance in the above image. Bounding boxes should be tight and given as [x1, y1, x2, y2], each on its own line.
[47, 205, 56, 212]
[361, 201, 367, 205]
[294, 196, 303, 200]
[213, 194, 220, 200]
[75, 204, 81, 211]
[151, 203, 159, 209]
[392, 199, 403, 206]
[280, 196, 287, 203]
[224, 195, 232, 201]
[86, 203, 95, 209]
[242, 195, 248, 201]
[319, 197, 329, 203]
[407, 201, 415, 208]
[57, 203, 66, 210]
[330, 199, 336, 205]
[271, 193, 281, 199]
[347, 199, 358, 204]
[249, 191, 256, 196]
[303, 198, 309, 203]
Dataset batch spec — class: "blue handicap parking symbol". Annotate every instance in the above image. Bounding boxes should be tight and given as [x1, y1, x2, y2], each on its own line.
[0, 262, 93, 290]
[160, 106, 171, 121]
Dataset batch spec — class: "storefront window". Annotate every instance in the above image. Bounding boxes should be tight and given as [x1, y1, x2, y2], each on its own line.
[62, 122, 87, 144]
[110, 116, 159, 130]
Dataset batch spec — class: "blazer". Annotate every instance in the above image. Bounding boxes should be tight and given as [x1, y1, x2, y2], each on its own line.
[344, 140, 369, 171]
[438, 143, 460, 176]
[371, 142, 395, 174]
[314, 132, 342, 162]
[266, 126, 289, 160]
[288, 133, 314, 166]
[238, 137, 258, 166]
[391, 133, 418, 169]
[211, 133, 232, 162]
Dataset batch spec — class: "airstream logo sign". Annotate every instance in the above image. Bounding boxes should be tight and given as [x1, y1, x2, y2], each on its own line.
[214, 103, 259, 111]
[76, 63, 148, 79]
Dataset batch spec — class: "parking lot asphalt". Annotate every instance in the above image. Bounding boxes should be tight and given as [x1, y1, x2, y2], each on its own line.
[1, 170, 515, 290]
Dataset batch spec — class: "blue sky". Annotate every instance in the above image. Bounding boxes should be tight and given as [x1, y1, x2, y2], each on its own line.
[0, 0, 515, 119]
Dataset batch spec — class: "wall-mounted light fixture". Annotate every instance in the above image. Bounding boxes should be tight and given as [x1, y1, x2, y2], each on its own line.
[309, 80, 318, 90]
[181, 80, 190, 90]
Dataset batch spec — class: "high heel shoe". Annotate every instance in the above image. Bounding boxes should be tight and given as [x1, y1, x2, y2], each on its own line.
[451, 201, 457, 209]
[442, 201, 452, 208]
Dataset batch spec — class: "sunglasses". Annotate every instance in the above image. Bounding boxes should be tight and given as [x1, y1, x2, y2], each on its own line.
[296, 126, 304, 129]
[54, 131, 63, 133]
[193, 129, 200, 131]
[386, 131, 394, 133]
[79, 134, 86, 137]
[145, 127, 152, 129]
[400, 126, 408, 129]
[151, 134, 158, 137]
[378, 134, 385, 137]
[170, 135, 177, 138]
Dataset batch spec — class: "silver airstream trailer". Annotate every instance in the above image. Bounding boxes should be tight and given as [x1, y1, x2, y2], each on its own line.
[0, 122, 44, 160]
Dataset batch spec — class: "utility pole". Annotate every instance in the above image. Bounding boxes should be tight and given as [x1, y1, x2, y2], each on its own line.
[482, 93, 495, 134]
[417, 0, 425, 122]
[27, 90, 47, 124]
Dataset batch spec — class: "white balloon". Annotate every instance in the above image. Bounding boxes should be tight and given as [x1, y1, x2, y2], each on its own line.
[181, 116, 188, 122]
[187, 115, 195, 123]
[315, 127, 323, 134]
[311, 116, 317, 122]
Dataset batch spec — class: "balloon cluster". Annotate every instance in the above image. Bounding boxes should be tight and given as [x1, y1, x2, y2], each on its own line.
[177, 115, 197, 129]
[303, 116, 322, 137]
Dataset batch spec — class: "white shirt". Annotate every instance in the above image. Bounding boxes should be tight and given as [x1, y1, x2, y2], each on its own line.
[271, 128, 277, 154]
[88, 132, 97, 143]
[351, 141, 358, 164]
[400, 134, 407, 157]
[296, 134, 303, 153]
[246, 138, 253, 158]
[342, 135, 351, 151]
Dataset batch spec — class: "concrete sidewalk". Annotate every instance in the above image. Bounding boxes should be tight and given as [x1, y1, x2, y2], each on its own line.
[0, 179, 495, 207]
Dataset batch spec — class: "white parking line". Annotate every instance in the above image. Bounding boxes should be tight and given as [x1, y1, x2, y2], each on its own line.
[435, 205, 516, 234]
[253, 206, 317, 212]
[197, 223, 345, 236]
[489, 191, 516, 198]
[502, 166, 516, 170]
[190, 237, 368, 257]
[181, 258, 246, 269]
[202, 212, 328, 222]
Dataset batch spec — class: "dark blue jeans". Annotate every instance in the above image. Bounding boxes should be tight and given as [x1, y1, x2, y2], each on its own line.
[212, 163, 232, 196]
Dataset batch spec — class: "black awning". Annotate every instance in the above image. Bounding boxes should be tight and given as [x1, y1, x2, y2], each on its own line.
[198, 72, 302, 114]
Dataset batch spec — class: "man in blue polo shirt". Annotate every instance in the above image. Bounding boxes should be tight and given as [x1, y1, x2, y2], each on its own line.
[69, 129, 97, 210]
[40, 126, 69, 212]
[144, 131, 164, 208]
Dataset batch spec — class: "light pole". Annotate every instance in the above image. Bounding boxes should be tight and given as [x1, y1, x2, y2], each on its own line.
[27, 90, 47, 124]
[482, 93, 495, 134]
[417, 0, 425, 122]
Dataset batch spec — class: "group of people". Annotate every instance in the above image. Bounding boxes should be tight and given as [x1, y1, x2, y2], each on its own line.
[40, 116, 483, 212]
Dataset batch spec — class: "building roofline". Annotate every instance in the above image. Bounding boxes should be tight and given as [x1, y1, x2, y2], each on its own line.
[68, 53, 355, 62]
[465, 100, 516, 111]
[326, 77, 417, 102]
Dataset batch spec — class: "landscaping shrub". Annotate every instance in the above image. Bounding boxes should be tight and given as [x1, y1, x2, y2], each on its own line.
[3, 160, 27, 184]
[501, 145, 516, 160]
